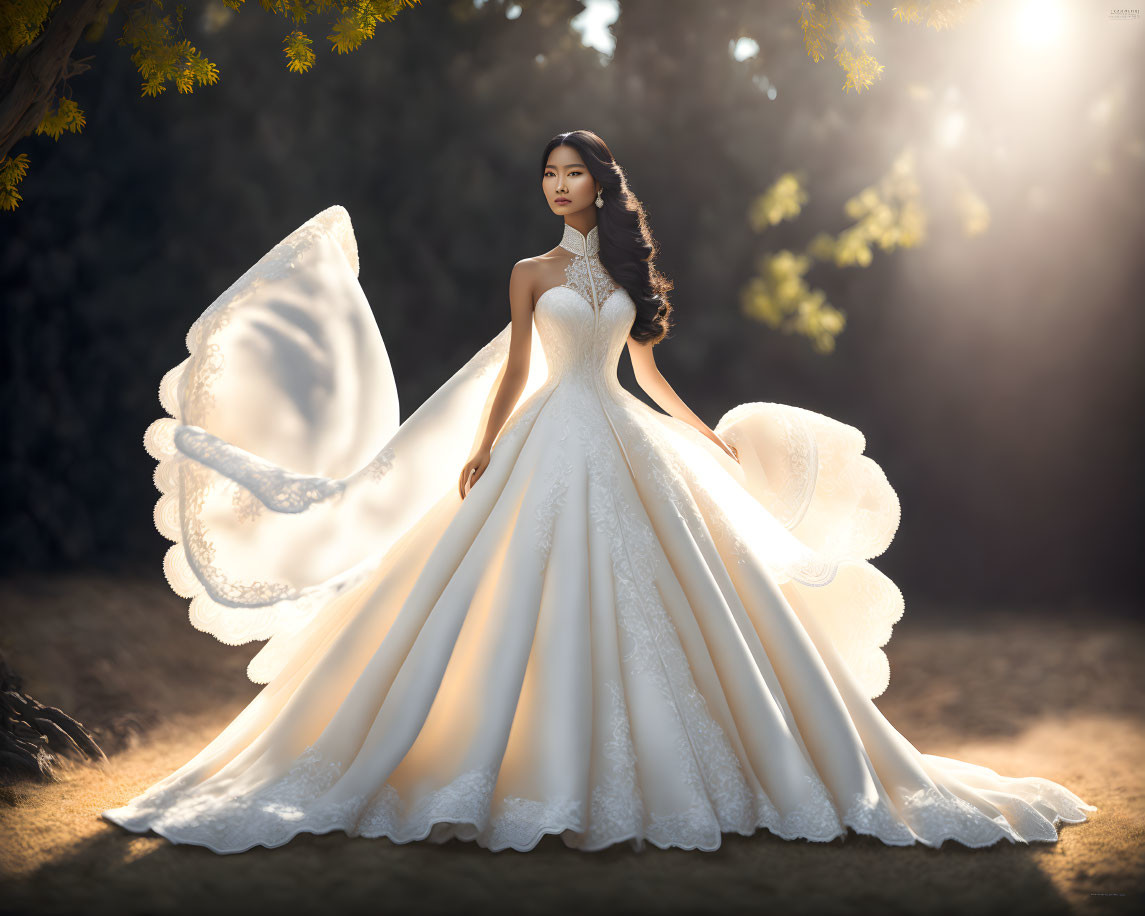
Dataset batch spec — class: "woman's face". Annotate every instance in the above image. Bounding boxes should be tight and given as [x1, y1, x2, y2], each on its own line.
[543, 145, 600, 216]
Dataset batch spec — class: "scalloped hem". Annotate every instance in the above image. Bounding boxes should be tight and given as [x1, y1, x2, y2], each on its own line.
[100, 803, 1096, 857]
[140, 204, 380, 661]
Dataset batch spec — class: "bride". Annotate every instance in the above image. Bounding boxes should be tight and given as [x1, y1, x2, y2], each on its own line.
[101, 129, 1095, 854]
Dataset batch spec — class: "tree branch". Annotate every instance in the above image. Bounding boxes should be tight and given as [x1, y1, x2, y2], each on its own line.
[0, 0, 120, 161]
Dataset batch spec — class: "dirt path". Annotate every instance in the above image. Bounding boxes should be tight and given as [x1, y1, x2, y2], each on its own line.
[1, 574, 1141, 915]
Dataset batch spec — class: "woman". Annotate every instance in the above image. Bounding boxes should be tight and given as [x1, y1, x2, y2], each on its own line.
[101, 130, 1095, 854]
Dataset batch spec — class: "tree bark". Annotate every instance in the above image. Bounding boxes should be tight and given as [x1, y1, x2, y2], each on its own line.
[0, 0, 120, 161]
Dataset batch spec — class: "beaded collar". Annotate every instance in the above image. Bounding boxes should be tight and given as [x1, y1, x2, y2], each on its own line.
[558, 222, 601, 258]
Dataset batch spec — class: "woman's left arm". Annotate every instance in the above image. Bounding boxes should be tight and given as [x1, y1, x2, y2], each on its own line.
[626, 336, 739, 463]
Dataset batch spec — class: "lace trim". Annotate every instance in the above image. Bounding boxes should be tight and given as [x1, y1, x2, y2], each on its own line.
[102, 729, 1096, 854]
[174, 426, 346, 514]
[180, 459, 296, 607]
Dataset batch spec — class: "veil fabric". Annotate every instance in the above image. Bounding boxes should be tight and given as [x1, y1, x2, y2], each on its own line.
[147, 206, 899, 695]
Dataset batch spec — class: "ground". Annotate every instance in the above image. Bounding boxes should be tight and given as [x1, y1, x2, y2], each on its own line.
[0, 573, 1141, 916]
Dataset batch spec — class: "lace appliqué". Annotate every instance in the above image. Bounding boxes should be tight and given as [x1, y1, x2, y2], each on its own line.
[581, 393, 779, 849]
[563, 254, 620, 312]
[232, 486, 264, 523]
[533, 417, 572, 572]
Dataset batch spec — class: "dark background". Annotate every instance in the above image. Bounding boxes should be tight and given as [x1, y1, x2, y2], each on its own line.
[2, 0, 1143, 612]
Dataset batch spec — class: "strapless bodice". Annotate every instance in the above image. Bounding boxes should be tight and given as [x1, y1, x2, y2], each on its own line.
[533, 283, 636, 390]
[532, 221, 636, 393]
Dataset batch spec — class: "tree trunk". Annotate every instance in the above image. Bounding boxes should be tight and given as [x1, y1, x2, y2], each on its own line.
[0, 0, 120, 161]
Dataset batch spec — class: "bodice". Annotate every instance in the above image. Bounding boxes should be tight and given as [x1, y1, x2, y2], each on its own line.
[533, 223, 636, 392]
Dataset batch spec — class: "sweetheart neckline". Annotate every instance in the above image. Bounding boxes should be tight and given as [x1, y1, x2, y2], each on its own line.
[535, 283, 625, 314]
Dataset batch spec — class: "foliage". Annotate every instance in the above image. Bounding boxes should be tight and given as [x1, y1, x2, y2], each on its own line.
[735, 0, 989, 353]
[747, 172, 809, 230]
[891, 0, 983, 31]
[0, 0, 984, 211]
[117, 1, 221, 97]
[798, 0, 982, 93]
[33, 95, 88, 139]
[742, 148, 932, 353]
[0, 152, 30, 210]
[798, 0, 884, 95]
[741, 249, 847, 355]
[0, 0, 422, 210]
[0, 0, 59, 56]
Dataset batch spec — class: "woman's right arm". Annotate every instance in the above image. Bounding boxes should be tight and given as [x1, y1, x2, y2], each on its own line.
[458, 259, 536, 499]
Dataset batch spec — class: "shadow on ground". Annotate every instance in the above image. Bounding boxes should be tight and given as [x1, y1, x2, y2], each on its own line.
[0, 573, 1142, 916]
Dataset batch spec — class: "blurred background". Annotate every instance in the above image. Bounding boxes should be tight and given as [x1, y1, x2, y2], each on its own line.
[3, 0, 1142, 613]
[2, 1, 1143, 908]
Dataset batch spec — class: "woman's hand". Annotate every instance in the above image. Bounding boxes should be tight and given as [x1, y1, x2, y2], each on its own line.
[459, 447, 491, 499]
[713, 433, 740, 465]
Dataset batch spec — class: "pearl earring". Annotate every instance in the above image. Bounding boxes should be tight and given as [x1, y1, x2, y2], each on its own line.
[595, 188, 604, 208]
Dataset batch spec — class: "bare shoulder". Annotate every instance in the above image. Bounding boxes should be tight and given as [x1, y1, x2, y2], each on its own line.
[510, 257, 540, 288]
[527, 246, 575, 305]
[509, 257, 540, 311]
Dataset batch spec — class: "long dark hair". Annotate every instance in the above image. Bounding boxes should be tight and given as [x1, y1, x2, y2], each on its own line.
[539, 130, 673, 344]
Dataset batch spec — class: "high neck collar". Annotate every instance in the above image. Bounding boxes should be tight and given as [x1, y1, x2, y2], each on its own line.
[559, 222, 600, 258]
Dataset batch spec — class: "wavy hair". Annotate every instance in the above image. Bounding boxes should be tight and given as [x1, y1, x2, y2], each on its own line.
[539, 130, 673, 344]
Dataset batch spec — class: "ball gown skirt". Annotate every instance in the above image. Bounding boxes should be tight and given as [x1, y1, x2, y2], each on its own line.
[100, 206, 1096, 854]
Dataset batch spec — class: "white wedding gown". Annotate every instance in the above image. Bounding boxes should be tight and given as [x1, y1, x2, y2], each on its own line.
[100, 206, 1095, 854]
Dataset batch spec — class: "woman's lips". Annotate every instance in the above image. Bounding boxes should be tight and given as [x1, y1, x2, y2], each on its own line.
[555, 198, 570, 204]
